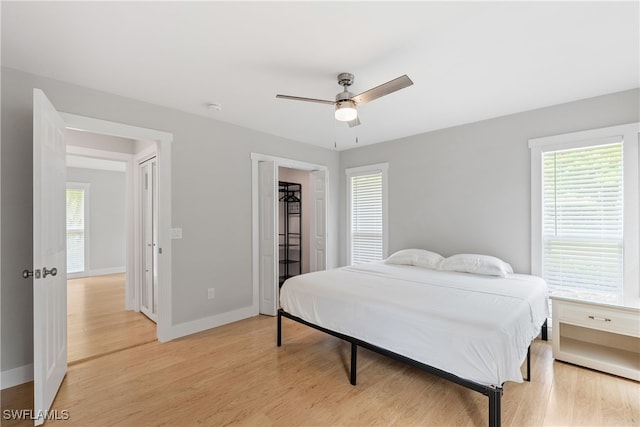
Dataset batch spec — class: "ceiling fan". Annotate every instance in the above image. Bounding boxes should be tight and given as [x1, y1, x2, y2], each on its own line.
[276, 73, 413, 128]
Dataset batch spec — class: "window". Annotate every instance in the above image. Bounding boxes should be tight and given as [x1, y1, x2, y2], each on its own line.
[543, 142, 623, 294]
[66, 183, 90, 274]
[530, 123, 639, 303]
[346, 163, 388, 264]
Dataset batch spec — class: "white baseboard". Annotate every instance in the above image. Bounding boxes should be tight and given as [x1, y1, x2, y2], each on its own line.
[169, 305, 259, 340]
[68, 266, 125, 279]
[1, 364, 33, 390]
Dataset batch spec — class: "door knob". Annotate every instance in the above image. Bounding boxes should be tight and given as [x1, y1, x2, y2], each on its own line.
[43, 267, 58, 278]
[22, 269, 41, 279]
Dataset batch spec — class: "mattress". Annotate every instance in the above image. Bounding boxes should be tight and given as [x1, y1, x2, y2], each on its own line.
[279, 261, 549, 386]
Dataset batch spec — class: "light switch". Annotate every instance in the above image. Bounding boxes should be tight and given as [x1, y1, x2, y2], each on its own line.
[171, 228, 183, 239]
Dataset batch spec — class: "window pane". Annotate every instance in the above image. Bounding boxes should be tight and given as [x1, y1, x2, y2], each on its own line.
[67, 188, 85, 273]
[351, 172, 383, 264]
[542, 143, 623, 296]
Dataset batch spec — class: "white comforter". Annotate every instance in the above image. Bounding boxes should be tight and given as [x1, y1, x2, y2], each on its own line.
[280, 262, 549, 386]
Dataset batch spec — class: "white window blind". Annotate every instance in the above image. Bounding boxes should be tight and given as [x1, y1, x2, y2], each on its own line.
[542, 142, 623, 295]
[350, 171, 383, 264]
[67, 186, 86, 274]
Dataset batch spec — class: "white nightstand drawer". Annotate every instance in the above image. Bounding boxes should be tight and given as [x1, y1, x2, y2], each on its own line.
[554, 300, 640, 338]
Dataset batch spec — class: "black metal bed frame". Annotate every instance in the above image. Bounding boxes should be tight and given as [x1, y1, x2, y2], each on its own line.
[277, 308, 548, 427]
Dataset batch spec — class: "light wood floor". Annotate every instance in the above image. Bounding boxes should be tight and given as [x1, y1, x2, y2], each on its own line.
[2, 314, 638, 426]
[67, 273, 156, 364]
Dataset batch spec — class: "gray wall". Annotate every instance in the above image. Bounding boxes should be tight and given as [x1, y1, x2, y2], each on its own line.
[1, 67, 340, 373]
[339, 89, 640, 273]
[66, 167, 126, 275]
[2, 64, 637, 376]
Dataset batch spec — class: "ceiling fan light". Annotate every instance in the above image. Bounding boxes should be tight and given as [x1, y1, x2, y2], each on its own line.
[335, 100, 357, 122]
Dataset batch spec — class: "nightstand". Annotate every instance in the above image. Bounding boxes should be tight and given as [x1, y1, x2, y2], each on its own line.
[551, 295, 640, 381]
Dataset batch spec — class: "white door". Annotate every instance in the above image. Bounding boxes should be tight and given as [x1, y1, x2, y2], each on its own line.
[140, 157, 158, 322]
[32, 89, 67, 426]
[258, 161, 278, 315]
[309, 169, 327, 272]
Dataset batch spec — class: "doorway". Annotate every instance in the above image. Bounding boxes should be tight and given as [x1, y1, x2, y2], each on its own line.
[251, 153, 329, 316]
[65, 131, 158, 362]
[61, 112, 173, 342]
[278, 167, 312, 284]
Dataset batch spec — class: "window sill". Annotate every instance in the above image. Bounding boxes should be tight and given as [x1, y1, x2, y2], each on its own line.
[550, 289, 640, 311]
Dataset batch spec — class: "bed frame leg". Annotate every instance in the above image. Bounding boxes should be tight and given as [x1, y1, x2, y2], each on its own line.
[350, 342, 357, 385]
[541, 319, 548, 341]
[488, 387, 502, 427]
[277, 310, 282, 347]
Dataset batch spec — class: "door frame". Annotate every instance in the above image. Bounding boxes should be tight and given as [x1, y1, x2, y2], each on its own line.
[61, 113, 173, 341]
[250, 153, 330, 313]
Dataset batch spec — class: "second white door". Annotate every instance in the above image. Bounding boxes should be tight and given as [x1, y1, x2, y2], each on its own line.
[140, 157, 158, 322]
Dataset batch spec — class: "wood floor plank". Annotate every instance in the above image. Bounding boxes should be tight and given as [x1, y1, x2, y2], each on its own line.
[67, 273, 156, 363]
[3, 306, 639, 426]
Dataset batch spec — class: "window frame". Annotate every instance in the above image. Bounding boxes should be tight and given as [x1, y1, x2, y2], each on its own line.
[66, 182, 91, 277]
[345, 162, 389, 265]
[529, 123, 640, 303]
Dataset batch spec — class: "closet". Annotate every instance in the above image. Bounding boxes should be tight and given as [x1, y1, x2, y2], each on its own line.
[279, 181, 302, 286]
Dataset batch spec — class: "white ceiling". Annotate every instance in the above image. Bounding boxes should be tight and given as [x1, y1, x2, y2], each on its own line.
[2, 1, 638, 150]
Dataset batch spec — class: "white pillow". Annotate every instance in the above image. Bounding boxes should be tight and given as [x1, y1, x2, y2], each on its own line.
[385, 249, 444, 270]
[440, 254, 513, 277]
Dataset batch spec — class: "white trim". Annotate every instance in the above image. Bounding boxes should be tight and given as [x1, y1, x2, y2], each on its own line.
[345, 162, 389, 265]
[169, 306, 257, 340]
[250, 152, 327, 171]
[1, 364, 34, 390]
[61, 113, 173, 342]
[135, 145, 157, 164]
[529, 122, 639, 301]
[345, 162, 389, 177]
[528, 123, 638, 148]
[61, 113, 171, 143]
[0, 41, 3, 392]
[250, 153, 330, 314]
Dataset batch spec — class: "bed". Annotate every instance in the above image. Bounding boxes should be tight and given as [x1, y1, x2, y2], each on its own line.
[277, 255, 549, 427]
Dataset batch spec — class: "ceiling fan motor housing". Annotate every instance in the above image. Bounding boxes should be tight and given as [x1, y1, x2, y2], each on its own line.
[335, 91, 354, 102]
[337, 72, 354, 87]
[336, 73, 355, 103]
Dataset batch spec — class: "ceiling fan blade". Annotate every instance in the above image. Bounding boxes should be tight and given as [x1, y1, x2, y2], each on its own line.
[347, 116, 361, 128]
[351, 75, 413, 105]
[276, 94, 335, 105]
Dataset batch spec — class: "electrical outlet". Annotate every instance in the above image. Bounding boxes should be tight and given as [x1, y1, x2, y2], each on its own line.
[171, 228, 183, 239]
[207, 288, 215, 299]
